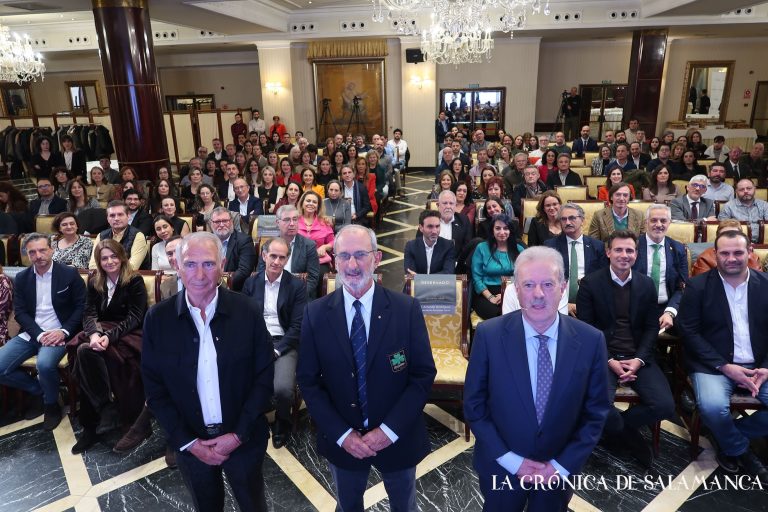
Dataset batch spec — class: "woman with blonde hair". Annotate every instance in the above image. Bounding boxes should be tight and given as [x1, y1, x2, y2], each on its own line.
[298, 190, 335, 293]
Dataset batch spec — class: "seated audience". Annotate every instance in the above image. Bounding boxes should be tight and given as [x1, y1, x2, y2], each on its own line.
[527, 191, 562, 247]
[588, 182, 645, 242]
[670, 175, 717, 221]
[242, 237, 307, 448]
[51, 212, 94, 269]
[0, 233, 86, 431]
[404, 210, 457, 275]
[69, 240, 148, 454]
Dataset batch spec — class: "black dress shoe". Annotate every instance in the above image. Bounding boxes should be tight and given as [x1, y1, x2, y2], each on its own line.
[624, 426, 654, 468]
[96, 403, 121, 435]
[72, 429, 98, 454]
[716, 452, 739, 473]
[42, 403, 62, 431]
[272, 420, 292, 449]
[738, 451, 768, 485]
[164, 446, 177, 468]
[23, 395, 44, 420]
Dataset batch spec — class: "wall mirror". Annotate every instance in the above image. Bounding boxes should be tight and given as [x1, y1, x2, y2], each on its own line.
[679, 61, 734, 124]
[66, 80, 104, 114]
[0, 83, 34, 116]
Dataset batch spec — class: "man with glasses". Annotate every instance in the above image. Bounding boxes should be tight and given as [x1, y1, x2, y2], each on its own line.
[228, 178, 263, 232]
[297, 224, 436, 512]
[718, 178, 768, 242]
[257, 205, 320, 300]
[29, 177, 66, 216]
[209, 207, 255, 291]
[670, 175, 717, 222]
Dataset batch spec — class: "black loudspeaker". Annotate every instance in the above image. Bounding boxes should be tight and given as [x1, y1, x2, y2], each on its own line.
[405, 48, 425, 63]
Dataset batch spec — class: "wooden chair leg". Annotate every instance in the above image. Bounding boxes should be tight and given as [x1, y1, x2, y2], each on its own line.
[690, 410, 701, 460]
[652, 421, 661, 457]
[291, 385, 302, 434]
[60, 370, 78, 418]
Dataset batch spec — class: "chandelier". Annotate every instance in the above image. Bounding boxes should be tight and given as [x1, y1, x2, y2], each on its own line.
[372, 0, 549, 65]
[0, 24, 45, 84]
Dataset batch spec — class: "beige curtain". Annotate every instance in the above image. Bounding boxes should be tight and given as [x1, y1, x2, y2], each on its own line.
[307, 39, 388, 60]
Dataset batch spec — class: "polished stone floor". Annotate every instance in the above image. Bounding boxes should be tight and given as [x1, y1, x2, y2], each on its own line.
[1, 171, 767, 511]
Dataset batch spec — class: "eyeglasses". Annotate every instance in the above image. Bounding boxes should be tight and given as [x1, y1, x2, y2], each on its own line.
[211, 218, 231, 225]
[279, 216, 299, 224]
[336, 250, 375, 263]
[559, 215, 581, 223]
[690, 183, 707, 190]
[37, 184, 52, 189]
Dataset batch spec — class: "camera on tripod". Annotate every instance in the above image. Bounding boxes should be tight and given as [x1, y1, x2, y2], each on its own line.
[322, 98, 331, 106]
[561, 90, 569, 99]
[353, 96, 361, 106]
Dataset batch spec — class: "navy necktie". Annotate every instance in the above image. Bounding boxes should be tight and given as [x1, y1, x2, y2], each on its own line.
[535, 334, 554, 424]
[350, 300, 369, 423]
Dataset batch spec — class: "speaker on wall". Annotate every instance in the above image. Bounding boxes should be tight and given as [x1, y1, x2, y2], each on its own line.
[405, 48, 425, 63]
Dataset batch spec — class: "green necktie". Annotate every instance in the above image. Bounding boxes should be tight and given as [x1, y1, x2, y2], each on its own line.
[651, 244, 662, 296]
[569, 241, 579, 302]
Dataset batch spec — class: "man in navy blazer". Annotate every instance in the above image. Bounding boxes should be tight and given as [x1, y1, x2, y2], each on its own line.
[577, 230, 675, 468]
[437, 190, 473, 258]
[143, 232, 274, 511]
[243, 237, 307, 448]
[544, 202, 606, 315]
[209, 207, 256, 292]
[404, 210, 456, 275]
[0, 233, 85, 430]
[571, 125, 599, 157]
[465, 246, 609, 511]
[228, 177, 264, 217]
[28, 177, 67, 216]
[631, 205, 688, 330]
[297, 225, 436, 512]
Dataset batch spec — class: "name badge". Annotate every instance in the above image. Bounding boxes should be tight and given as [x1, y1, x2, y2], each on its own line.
[389, 350, 407, 372]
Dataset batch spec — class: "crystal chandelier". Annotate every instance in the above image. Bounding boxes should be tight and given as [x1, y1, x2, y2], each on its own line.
[372, 0, 549, 65]
[0, 23, 45, 84]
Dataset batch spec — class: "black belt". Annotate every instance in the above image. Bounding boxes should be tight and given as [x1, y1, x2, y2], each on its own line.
[204, 423, 223, 436]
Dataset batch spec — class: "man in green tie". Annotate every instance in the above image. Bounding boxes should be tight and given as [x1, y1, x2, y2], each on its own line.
[576, 230, 675, 468]
[631, 204, 689, 332]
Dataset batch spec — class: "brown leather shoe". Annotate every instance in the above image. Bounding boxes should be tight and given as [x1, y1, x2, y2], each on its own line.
[113, 407, 153, 453]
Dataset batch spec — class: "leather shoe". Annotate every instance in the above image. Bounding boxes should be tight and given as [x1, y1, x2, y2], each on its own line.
[272, 420, 292, 449]
[42, 403, 62, 431]
[624, 426, 654, 468]
[23, 395, 44, 420]
[113, 407, 153, 453]
[164, 446, 177, 468]
[716, 452, 739, 473]
[72, 429, 98, 454]
[96, 403, 121, 435]
[738, 451, 768, 485]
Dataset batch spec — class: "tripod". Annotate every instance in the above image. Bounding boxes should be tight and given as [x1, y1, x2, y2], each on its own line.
[318, 98, 338, 143]
[346, 97, 364, 135]
[551, 92, 567, 139]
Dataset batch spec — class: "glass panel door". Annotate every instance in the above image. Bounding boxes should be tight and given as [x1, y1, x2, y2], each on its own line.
[751, 81, 768, 138]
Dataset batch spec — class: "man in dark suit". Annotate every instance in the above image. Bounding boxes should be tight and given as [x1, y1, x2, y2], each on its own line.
[670, 175, 717, 221]
[629, 142, 651, 170]
[678, 230, 768, 484]
[437, 190, 472, 258]
[632, 205, 688, 330]
[724, 146, 748, 180]
[340, 165, 372, 226]
[207, 138, 225, 163]
[740, 142, 766, 182]
[577, 230, 675, 468]
[404, 210, 456, 275]
[465, 246, 609, 511]
[229, 178, 263, 232]
[546, 153, 583, 189]
[544, 202, 606, 316]
[0, 233, 85, 430]
[257, 205, 320, 299]
[143, 231, 274, 511]
[571, 125, 598, 157]
[28, 177, 67, 216]
[297, 224, 436, 512]
[218, 162, 241, 205]
[243, 238, 306, 448]
[123, 189, 153, 237]
[435, 110, 453, 147]
[209, 207, 255, 292]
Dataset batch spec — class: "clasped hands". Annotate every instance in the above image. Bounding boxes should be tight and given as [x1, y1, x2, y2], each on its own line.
[88, 333, 110, 351]
[341, 428, 393, 460]
[40, 329, 66, 347]
[608, 358, 642, 384]
[516, 459, 560, 484]
[722, 364, 768, 398]
[189, 433, 242, 465]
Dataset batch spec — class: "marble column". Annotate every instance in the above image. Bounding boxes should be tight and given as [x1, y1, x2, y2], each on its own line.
[92, 0, 169, 180]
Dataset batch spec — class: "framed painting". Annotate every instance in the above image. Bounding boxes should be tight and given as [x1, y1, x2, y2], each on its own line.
[313, 59, 385, 144]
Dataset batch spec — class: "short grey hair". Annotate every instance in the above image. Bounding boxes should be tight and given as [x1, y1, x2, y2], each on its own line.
[438, 190, 457, 202]
[645, 203, 671, 220]
[23, 232, 51, 249]
[514, 246, 565, 284]
[559, 202, 585, 219]
[276, 204, 298, 220]
[333, 224, 377, 254]
[210, 206, 232, 219]
[175, 231, 223, 266]
[261, 237, 291, 258]
[689, 174, 708, 185]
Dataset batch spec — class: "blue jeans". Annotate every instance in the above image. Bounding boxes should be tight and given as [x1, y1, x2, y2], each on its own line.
[0, 335, 65, 405]
[691, 370, 768, 456]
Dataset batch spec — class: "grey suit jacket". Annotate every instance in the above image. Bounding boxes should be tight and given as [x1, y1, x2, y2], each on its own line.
[669, 195, 716, 221]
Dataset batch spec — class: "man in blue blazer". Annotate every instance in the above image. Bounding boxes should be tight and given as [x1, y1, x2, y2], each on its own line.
[28, 177, 67, 216]
[209, 207, 256, 292]
[631, 204, 688, 330]
[465, 246, 609, 511]
[297, 225, 436, 512]
[0, 233, 85, 430]
[404, 210, 456, 275]
[340, 165, 372, 225]
[228, 177, 264, 218]
[142, 232, 274, 511]
[544, 202, 606, 315]
[571, 125, 599, 157]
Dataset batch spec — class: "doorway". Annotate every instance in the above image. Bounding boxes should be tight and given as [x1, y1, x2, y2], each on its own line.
[579, 84, 628, 142]
[751, 81, 768, 139]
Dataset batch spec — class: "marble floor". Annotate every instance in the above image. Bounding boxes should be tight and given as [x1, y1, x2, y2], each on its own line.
[1, 171, 767, 511]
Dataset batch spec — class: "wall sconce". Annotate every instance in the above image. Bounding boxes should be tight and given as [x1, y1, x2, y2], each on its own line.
[266, 82, 282, 95]
[410, 76, 423, 89]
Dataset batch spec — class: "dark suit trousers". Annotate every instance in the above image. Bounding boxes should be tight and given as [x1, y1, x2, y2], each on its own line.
[329, 463, 416, 512]
[478, 470, 572, 512]
[176, 437, 268, 512]
[604, 360, 675, 435]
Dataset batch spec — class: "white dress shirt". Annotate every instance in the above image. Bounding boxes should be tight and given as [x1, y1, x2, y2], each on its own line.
[285, 238, 295, 273]
[188, 290, 223, 426]
[646, 237, 669, 305]
[424, 239, 436, 274]
[344, 183, 356, 216]
[439, 219, 453, 241]
[719, 271, 754, 364]
[19, 265, 65, 342]
[263, 272, 285, 338]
